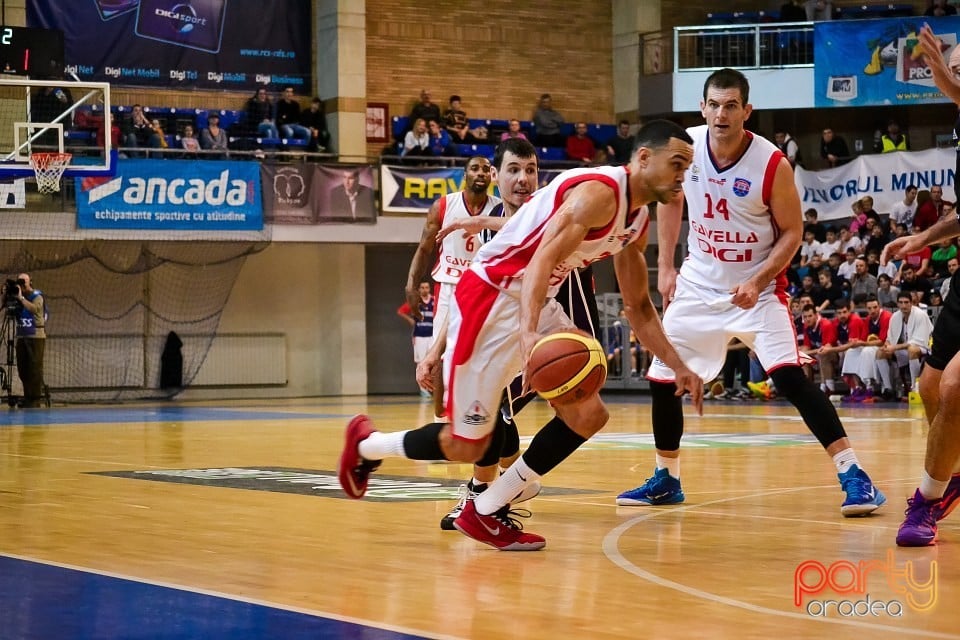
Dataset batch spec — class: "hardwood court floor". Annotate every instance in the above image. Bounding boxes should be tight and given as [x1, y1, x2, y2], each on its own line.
[0, 396, 957, 639]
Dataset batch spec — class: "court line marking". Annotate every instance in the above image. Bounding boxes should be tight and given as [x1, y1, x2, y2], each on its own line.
[0, 552, 464, 640]
[601, 488, 960, 639]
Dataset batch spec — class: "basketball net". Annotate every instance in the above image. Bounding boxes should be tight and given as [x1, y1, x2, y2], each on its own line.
[29, 152, 72, 194]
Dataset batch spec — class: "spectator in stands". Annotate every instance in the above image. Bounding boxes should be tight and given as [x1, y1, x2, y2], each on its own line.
[276, 87, 311, 142]
[30, 84, 74, 148]
[774, 130, 800, 167]
[889, 184, 918, 232]
[932, 184, 952, 216]
[443, 95, 472, 143]
[897, 242, 933, 280]
[931, 238, 958, 281]
[898, 264, 933, 301]
[245, 88, 279, 139]
[605, 120, 634, 165]
[925, 0, 957, 17]
[780, 0, 806, 21]
[180, 124, 200, 154]
[877, 292, 932, 399]
[879, 119, 908, 153]
[122, 104, 152, 151]
[532, 93, 565, 148]
[409, 89, 441, 126]
[877, 273, 900, 309]
[941, 257, 958, 299]
[805, 0, 833, 20]
[799, 303, 839, 393]
[819, 127, 850, 168]
[301, 97, 330, 152]
[426, 119, 456, 158]
[869, 248, 898, 280]
[913, 189, 939, 231]
[816, 225, 841, 260]
[859, 196, 883, 227]
[149, 118, 168, 150]
[565, 122, 596, 164]
[500, 119, 528, 142]
[804, 207, 827, 242]
[839, 224, 863, 255]
[200, 113, 229, 157]
[817, 267, 847, 312]
[798, 225, 821, 276]
[849, 257, 879, 304]
[402, 118, 429, 158]
[837, 248, 857, 281]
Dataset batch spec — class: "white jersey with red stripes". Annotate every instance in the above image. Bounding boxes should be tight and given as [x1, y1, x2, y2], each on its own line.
[430, 191, 501, 284]
[472, 165, 647, 297]
[680, 124, 786, 292]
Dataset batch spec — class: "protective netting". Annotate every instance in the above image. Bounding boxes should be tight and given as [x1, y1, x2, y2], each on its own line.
[0, 239, 268, 403]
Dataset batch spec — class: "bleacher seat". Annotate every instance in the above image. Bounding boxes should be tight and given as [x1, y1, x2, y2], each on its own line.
[538, 147, 567, 161]
[589, 124, 617, 144]
[456, 143, 495, 158]
[392, 116, 409, 141]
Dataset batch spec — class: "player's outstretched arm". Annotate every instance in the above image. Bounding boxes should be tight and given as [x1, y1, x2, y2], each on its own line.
[405, 199, 442, 316]
[615, 242, 704, 414]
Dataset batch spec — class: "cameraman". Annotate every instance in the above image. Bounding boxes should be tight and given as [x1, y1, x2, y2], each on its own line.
[11, 274, 46, 408]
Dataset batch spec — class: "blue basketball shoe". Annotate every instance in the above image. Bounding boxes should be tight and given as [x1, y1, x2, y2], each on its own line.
[838, 464, 886, 516]
[616, 467, 685, 506]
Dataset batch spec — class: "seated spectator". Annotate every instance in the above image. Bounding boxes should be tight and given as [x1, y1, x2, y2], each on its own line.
[402, 118, 429, 157]
[941, 257, 958, 299]
[839, 224, 862, 255]
[868, 248, 897, 279]
[896, 244, 932, 281]
[931, 184, 952, 217]
[930, 238, 958, 280]
[426, 119, 456, 158]
[774, 130, 800, 167]
[122, 104, 152, 150]
[799, 303, 839, 393]
[301, 97, 330, 152]
[859, 196, 883, 227]
[815, 225, 841, 260]
[532, 93, 565, 148]
[180, 124, 200, 153]
[605, 120, 634, 165]
[149, 118, 167, 150]
[849, 257, 879, 304]
[877, 273, 900, 309]
[409, 89, 441, 126]
[798, 224, 821, 273]
[500, 119, 528, 142]
[889, 184, 918, 233]
[96, 115, 120, 149]
[864, 222, 889, 258]
[817, 267, 847, 312]
[837, 248, 857, 281]
[820, 127, 850, 168]
[275, 87, 311, 142]
[200, 113, 229, 157]
[565, 122, 596, 164]
[443, 95, 471, 142]
[877, 292, 932, 399]
[897, 264, 933, 300]
[245, 88, 279, 139]
[912, 189, 938, 232]
[804, 207, 827, 242]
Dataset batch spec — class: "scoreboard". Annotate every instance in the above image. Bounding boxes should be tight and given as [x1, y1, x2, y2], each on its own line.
[0, 26, 64, 78]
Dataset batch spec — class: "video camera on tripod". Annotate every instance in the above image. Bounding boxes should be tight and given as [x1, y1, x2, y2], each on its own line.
[2, 278, 23, 314]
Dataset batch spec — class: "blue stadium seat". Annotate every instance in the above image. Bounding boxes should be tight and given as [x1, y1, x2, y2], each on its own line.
[456, 143, 495, 158]
[538, 147, 567, 161]
[590, 123, 617, 143]
[392, 116, 409, 140]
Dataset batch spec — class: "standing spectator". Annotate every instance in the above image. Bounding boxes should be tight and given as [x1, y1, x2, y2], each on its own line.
[532, 93, 565, 147]
[275, 87, 311, 142]
[443, 95, 471, 142]
[879, 119, 908, 152]
[804, 207, 827, 242]
[409, 89, 441, 126]
[402, 118, 429, 158]
[396, 280, 434, 398]
[605, 120, 634, 165]
[889, 184, 918, 233]
[11, 274, 46, 408]
[426, 119, 457, 158]
[301, 97, 330, 152]
[200, 113, 229, 157]
[820, 127, 850, 167]
[180, 124, 200, 154]
[565, 121, 596, 164]
[500, 119, 528, 141]
[849, 257, 879, 304]
[122, 104, 152, 150]
[859, 196, 883, 227]
[774, 130, 800, 167]
[245, 88, 279, 139]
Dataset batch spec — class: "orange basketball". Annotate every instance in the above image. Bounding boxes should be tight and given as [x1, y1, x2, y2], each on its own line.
[527, 331, 607, 406]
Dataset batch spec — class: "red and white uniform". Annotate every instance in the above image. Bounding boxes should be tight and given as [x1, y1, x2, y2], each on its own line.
[647, 125, 799, 383]
[430, 191, 500, 345]
[445, 166, 647, 440]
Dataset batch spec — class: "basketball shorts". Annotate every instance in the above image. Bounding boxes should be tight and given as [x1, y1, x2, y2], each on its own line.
[444, 270, 573, 441]
[431, 282, 456, 347]
[928, 271, 960, 370]
[412, 336, 431, 363]
[646, 275, 801, 383]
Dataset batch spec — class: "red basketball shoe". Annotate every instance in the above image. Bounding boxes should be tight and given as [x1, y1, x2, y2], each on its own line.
[338, 415, 381, 499]
[453, 500, 545, 551]
[937, 473, 960, 522]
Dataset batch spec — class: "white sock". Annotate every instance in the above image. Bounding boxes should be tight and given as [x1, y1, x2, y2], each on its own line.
[656, 453, 680, 479]
[832, 448, 861, 474]
[474, 457, 540, 515]
[358, 430, 408, 460]
[919, 469, 949, 501]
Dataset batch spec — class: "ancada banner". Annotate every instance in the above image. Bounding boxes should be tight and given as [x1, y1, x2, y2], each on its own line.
[76, 159, 262, 230]
[28, 0, 310, 91]
[794, 148, 956, 220]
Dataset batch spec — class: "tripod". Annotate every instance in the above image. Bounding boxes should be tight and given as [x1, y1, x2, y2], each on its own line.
[0, 311, 18, 407]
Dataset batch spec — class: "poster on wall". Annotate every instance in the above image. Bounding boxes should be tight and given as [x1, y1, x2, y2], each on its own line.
[27, 0, 311, 91]
[814, 16, 960, 107]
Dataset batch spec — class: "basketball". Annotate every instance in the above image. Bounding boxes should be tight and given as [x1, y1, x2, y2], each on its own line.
[527, 331, 607, 405]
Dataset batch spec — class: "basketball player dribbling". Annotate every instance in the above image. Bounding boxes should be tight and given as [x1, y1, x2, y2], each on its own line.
[616, 68, 886, 516]
[339, 120, 703, 551]
[404, 156, 500, 420]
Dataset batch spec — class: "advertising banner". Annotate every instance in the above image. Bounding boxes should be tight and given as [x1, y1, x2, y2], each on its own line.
[76, 159, 262, 230]
[28, 0, 311, 91]
[794, 148, 955, 220]
[261, 164, 376, 224]
[814, 17, 960, 107]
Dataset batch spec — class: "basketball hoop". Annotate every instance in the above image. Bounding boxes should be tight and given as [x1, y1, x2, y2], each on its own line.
[29, 152, 72, 194]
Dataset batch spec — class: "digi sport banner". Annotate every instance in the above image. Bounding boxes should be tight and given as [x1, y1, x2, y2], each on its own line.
[815, 16, 960, 107]
[28, 0, 311, 91]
